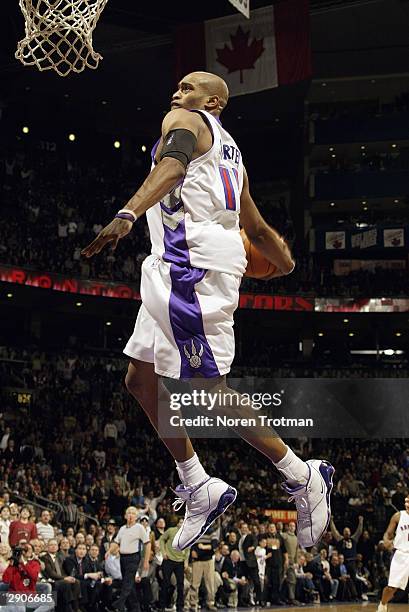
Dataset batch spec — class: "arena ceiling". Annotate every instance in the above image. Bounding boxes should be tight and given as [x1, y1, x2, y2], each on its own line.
[0, 0, 407, 135]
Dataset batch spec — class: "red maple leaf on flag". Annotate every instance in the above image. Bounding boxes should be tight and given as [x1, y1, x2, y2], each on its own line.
[216, 26, 265, 84]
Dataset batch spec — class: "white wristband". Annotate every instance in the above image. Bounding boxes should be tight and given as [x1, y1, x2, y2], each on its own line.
[117, 209, 137, 222]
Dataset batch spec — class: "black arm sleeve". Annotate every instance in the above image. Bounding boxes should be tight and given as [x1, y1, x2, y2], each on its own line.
[160, 129, 197, 169]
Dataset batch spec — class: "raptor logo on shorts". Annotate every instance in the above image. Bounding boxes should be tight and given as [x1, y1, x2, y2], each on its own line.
[183, 339, 204, 368]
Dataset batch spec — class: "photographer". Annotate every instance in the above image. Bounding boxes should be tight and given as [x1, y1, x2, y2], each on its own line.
[2, 543, 54, 611]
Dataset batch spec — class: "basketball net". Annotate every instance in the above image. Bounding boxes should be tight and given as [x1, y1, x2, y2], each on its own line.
[15, 0, 109, 77]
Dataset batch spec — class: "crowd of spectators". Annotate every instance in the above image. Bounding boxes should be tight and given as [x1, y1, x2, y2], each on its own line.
[311, 147, 409, 175]
[1, 148, 407, 299]
[309, 91, 409, 122]
[0, 345, 408, 609]
[0, 497, 408, 612]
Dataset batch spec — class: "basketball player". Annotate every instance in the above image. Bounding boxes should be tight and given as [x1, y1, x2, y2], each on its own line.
[82, 71, 334, 551]
[377, 495, 409, 612]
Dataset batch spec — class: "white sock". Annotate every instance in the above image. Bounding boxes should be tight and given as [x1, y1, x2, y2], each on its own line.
[273, 446, 309, 487]
[176, 453, 208, 488]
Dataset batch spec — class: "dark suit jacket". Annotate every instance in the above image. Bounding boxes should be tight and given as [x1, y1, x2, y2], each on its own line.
[223, 557, 245, 579]
[63, 555, 88, 581]
[242, 534, 258, 568]
[84, 555, 105, 575]
[42, 552, 66, 581]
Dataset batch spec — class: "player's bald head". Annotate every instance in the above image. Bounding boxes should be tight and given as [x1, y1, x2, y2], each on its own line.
[185, 71, 229, 113]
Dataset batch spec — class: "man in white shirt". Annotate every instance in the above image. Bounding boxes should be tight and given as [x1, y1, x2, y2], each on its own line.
[36, 510, 55, 543]
[113, 506, 151, 612]
[105, 542, 122, 580]
[0, 427, 11, 451]
[0, 505, 11, 544]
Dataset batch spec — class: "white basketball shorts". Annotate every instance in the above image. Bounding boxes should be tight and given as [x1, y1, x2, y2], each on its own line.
[123, 254, 241, 379]
[388, 550, 409, 590]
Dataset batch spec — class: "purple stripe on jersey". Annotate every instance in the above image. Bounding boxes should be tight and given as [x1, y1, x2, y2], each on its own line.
[151, 138, 161, 162]
[162, 220, 220, 379]
[232, 168, 239, 187]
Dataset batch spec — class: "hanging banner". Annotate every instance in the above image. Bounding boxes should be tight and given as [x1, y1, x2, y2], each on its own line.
[384, 228, 405, 248]
[325, 231, 345, 250]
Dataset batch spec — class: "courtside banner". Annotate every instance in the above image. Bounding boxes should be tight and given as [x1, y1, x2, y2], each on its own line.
[176, 0, 311, 97]
[157, 378, 409, 439]
[0, 264, 312, 310]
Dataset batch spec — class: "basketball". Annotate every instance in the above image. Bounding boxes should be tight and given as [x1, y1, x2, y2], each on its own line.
[240, 228, 278, 279]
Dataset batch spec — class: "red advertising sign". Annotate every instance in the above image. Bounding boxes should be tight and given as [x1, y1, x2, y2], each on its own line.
[239, 293, 314, 311]
[0, 266, 141, 300]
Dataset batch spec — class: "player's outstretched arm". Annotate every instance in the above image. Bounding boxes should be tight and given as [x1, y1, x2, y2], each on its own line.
[239, 167, 295, 277]
[82, 109, 202, 258]
[383, 512, 400, 550]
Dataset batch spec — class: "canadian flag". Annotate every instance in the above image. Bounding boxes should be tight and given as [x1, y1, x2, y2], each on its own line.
[176, 0, 311, 97]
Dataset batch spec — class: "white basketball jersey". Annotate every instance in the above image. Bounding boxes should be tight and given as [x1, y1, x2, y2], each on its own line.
[393, 511, 409, 553]
[146, 110, 246, 276]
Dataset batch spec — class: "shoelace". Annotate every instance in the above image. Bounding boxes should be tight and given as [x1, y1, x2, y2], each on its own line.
[288, 492, 312, 529]
[172, 498, 185, 512]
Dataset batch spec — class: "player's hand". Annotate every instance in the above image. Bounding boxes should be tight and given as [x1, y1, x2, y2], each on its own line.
[81, 218, 133, 258]
[358, 515, 364, 522]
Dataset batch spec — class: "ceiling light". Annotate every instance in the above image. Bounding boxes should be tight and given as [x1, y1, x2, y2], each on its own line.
[68, 133, 76, 142]
[114, 141, 121, 149]
[343, 318, 349, 323]
[349, 332, 354, 337]
[106, 321, 112, 326]
[391, 144, 397, 148]
[76, 302, 82, 307]
[318, 332, 324, 337]
[395, 332, 402, 337]
[22, 126, 29, 134]
[6, 293, 13, 298]
[141, 145, 147, 153]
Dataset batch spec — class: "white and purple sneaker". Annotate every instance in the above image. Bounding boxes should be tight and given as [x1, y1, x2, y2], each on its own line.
[171, 477, 237, 551]
[282, 459, 335, 548]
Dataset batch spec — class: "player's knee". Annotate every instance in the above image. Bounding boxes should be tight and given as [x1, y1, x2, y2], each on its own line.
[125, 365, 144, 399]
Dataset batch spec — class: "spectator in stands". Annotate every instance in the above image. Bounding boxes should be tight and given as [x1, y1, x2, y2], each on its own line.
[264, 533, 285, 606]
[188, 531, 218, 612]
[330, 515, 364, 579]
[58, 494, 79, 531]
[57, 538, 71, 566]
[319, 548, 338, 601]
[104, 541, 122, 581]
[240, 523, 262, 606]
[294, 554, 317, 603]
[8, 505, 37, 547]
[62, 542, 91, 609]
[357, 529, 375, 567]
[36, 510, 55, 543]
[84, 543, 114, 610]
[222, 550, 249, 607]
[159, 517, 188, 612]
[153, 517, 166, 541]
[281, 521, 299, 605]
[0, 505, 11, 544]
[255, 537, 267, 604]
[0, 543, 11, 581]
[330, 552, 357, 601]
[99, 519, 117, 560]
[2, 542, 53, 611]
[42, 538, 81, 612]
